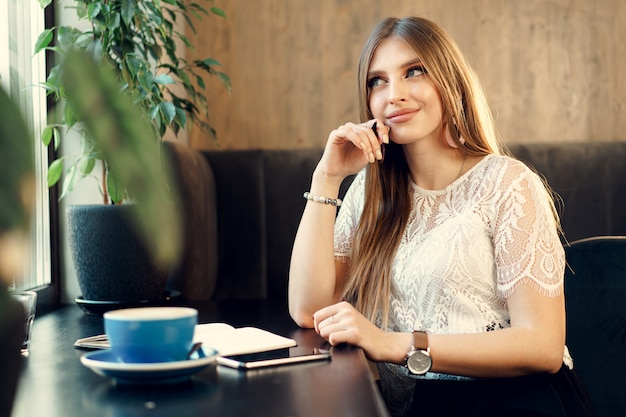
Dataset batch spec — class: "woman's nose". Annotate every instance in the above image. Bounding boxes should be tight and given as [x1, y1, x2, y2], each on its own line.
[388, 80, 408, 104]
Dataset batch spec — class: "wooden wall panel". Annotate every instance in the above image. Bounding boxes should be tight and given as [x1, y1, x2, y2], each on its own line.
[187, 0, 626, 150]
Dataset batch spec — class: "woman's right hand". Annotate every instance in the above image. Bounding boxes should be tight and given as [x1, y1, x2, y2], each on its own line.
[290, 120, 388, 327]
[316, 119, 389, 180]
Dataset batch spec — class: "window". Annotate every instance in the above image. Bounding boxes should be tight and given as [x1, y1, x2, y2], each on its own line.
[0, 0, 55, 302]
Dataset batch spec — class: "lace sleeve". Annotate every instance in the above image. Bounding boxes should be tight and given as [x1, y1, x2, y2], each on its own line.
[492, 162, 565, 298]
[334, 170, 366, 259]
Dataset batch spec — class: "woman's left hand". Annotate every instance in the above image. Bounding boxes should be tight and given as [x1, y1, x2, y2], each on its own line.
[313, 301, 407, 363]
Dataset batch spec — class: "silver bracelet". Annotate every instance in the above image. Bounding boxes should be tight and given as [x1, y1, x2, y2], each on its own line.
[303, 192, 342, 207]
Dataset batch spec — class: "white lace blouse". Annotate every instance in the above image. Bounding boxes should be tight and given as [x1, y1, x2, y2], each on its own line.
[334, 154, 572, 384]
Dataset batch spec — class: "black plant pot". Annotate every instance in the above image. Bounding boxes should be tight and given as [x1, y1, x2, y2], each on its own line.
[67, 205, 169, 303]
[0, 288, 25, 417]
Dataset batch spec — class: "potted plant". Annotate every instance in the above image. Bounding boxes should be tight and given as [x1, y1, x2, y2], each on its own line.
[35, 0, 230, 306]
[0, 85, 34, 417]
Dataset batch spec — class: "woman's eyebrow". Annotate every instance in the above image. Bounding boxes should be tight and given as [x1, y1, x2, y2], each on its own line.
[367, 58, 424, 78]
[402, 58, 423, 68]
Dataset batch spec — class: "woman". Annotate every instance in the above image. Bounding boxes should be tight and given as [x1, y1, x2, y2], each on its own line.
[288, 16, 595, 417]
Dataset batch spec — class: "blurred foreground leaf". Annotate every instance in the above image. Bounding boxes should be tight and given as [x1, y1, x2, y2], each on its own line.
[0, 87, 34, 235]
[0, 86, 35, 285]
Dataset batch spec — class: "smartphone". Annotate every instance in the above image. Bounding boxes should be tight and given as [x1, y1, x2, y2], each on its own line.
[216, 346, 331, 369]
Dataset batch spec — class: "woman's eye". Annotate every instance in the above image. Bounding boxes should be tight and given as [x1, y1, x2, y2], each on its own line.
[406, 66, 427, 78]
[367, 77, 385, 88]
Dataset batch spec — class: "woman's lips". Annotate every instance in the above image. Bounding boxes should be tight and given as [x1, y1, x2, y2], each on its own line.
[387, 109, 418, 123]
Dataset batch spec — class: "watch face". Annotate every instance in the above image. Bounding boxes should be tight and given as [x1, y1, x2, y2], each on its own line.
[407, 350, 432, 375]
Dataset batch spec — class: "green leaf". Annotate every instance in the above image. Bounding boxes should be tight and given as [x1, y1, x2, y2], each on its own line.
[39, 82, 59, 99]
[46, 65, 61, 87]
[154, 74, 175, 85]
[75, 32, 94, 50]
[195, 94, 207, 110]
[147, 43, 163, 61]
[126, 56, 143, 79]
[0, 86, 35, 233]
[86, 3, 102, 21]
[80, 134, 95, 154]
[178, 70, 190, 86]
[57, 26, 78, 48]
[47, 159, 64, 187]
[195, 75, 206, 90]
[217, 72, 232, 93]
[189, 3, 210, 15]
[109, 12, 121, 31]
[152, 7, 167, 27]
[137, 70, 155, 93]
[176, 32, 193, 48]
[52, 127, 60, 150]
[148, 105, 159, 120]
[181, 82, 196, 100]
[60, 164, 80, 200]
[201, 58, 221, 67]
[174, 107, 187, 128]
[211, 7, 227, 18]
[34, 28, 54, 55]
[79, 157, 96, 175]
[163, 37, 178, 64]
[41, 126, 54, 146]
[120, 0, 136, 26]
[64, 104, 77, 128]
[76, 3, 88, 19]
[144, 1, 162, 17]
[106, 170, 124, 204]
[171, 122, 180, 136]
[88, 39, 104, 63]
[159, 101, 176, 123]
[38, 0, 52, 8]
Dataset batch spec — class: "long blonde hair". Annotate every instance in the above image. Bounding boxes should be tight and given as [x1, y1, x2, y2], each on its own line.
[340, 17, 508, 327]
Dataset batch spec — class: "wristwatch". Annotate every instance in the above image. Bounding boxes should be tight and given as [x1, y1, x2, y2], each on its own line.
[405, 331, 432, 375]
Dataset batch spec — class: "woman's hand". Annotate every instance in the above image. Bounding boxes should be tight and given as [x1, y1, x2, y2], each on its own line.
[313, 301, 410, 363]
[316, 120, 389, 180]
[289, 122, 388, 329]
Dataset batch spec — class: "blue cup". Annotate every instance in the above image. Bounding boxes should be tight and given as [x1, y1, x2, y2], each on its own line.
[104, 307, 198, 363]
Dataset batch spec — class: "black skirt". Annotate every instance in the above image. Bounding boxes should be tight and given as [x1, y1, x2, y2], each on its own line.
[380, 365, 597, 417]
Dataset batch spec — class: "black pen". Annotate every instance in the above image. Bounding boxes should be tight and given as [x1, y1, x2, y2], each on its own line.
[371, 121, 385, 164]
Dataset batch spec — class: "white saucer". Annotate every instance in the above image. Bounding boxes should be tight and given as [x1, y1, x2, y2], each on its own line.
[80, 348, 218, 384]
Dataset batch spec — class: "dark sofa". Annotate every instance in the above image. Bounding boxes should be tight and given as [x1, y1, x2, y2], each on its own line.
[165, 141, 626, 301]
[165, 140, 626, 417]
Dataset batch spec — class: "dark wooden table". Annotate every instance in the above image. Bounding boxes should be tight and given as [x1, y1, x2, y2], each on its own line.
[11, 300, 390, 417]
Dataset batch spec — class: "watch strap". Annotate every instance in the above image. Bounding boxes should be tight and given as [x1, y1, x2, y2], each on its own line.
[412, 330, 429, 351]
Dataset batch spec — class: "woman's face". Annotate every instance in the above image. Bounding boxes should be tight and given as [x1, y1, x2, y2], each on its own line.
[367, 37, 444, 147]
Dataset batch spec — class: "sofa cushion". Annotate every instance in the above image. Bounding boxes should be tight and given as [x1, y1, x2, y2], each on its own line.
[164, 141, 218, 300]
[563, 236, 626, 417]
[203, 149, 356, 299]
[204, 150, 267, 299]
[508, 142, 626, 242]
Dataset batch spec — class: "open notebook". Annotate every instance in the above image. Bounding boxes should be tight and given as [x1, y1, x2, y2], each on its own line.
[74, 323, 297, 356]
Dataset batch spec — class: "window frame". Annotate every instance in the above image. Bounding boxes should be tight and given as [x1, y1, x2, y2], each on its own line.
[1, 0, 60, 314]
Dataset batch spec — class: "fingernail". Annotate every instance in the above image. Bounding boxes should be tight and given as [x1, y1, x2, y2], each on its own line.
[383, 133, 389, 144]
[369, 152, 375, 163]
[375, 149, 383, 160]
